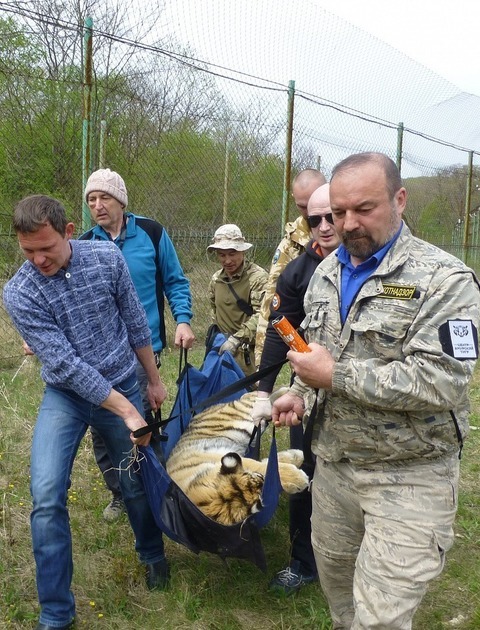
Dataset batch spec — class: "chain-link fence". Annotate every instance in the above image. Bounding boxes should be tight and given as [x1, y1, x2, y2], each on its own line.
[1, 0, 479, 365]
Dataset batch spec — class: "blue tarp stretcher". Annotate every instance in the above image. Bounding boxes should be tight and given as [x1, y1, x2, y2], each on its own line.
[138, 332, 283, 570]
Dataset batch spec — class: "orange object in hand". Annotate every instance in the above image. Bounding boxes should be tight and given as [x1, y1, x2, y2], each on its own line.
[272, 316, 311, 352]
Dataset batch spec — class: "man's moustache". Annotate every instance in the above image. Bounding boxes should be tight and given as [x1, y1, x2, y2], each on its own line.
[342, 231, 368, 241]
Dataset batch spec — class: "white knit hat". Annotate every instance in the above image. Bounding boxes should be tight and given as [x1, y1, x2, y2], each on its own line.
[84, 168, 128, 208]
[207, 224, 252, 251]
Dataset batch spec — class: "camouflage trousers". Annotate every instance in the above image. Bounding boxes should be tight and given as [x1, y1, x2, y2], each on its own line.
[231, 344, 257, 377]
[310, 454, 460, 629]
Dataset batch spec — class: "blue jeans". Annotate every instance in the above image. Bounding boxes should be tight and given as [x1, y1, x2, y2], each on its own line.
[30, 373, 165, 627]
[91, 355, 166, 497]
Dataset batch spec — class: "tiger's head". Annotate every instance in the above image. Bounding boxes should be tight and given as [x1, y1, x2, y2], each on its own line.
[191, 452, 265, 526]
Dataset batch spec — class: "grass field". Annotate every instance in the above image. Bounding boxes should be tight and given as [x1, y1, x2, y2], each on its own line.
[1, 348, 479, 629]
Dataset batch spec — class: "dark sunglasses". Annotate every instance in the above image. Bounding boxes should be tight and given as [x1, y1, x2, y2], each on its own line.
[307, 213, 334, 228]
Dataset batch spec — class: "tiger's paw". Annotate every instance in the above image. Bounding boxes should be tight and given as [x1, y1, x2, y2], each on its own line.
[277, 449, 304, 467]
[262, 449, 304, 468]
[279, 465, 309, 494]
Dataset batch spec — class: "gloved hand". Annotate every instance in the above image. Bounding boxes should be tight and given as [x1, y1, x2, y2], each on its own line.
[251, 395, 272, 426]
[218, 336, 241, 355]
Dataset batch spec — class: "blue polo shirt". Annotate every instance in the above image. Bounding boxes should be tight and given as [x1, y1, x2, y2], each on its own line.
[337, 224, 403, 323]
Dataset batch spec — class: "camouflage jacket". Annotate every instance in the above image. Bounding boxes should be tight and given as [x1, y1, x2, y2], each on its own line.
[255, 215, 311, 364]
[291, 224, 480, 465]
[208, 260, 268, 345]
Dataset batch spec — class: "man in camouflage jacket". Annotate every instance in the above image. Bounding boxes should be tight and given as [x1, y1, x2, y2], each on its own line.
[208, 224, 268, 376]
[272, 153, 480, 629]
[254, 168, 326, 365]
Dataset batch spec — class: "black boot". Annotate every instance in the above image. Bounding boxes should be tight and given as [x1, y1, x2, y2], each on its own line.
[145, 558, 170, 590]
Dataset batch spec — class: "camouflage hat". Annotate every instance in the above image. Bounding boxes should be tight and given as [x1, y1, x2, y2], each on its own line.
[207, 224, 252, 251]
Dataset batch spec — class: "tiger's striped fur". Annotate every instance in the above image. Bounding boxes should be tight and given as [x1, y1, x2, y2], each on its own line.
[166, 389, 309, 525]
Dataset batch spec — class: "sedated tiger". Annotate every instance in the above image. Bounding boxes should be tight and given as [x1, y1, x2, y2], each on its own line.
[167, 389, 309, 525]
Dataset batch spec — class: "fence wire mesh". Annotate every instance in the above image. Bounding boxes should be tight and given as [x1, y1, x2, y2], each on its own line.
[1, 0, 479, 364]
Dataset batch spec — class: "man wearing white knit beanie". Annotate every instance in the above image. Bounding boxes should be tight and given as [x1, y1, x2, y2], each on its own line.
[84, 168, 129, 209]
[82, 168, 195, 542]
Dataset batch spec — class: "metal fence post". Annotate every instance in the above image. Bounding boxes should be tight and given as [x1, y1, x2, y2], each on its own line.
[82, 17, 93, 231]
[223, 138, 230, 224]
[99, 120, 107, 169]
[463, 151, 473, 258]
[396, 122, 404, 175]
[281, 80, 295, 235]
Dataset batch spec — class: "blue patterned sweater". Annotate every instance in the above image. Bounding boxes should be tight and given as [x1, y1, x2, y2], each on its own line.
[3, 240, 151, 405]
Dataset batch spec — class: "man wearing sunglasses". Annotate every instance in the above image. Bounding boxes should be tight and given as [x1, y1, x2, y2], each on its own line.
[255, 168, 326, 366]
[252, 183, 340, 595]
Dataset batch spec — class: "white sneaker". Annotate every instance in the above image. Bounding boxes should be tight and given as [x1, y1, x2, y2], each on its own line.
[102, 497, 125, 522]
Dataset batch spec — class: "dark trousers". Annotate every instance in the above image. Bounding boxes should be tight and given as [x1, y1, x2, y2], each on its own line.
[289, 422, 317, 576]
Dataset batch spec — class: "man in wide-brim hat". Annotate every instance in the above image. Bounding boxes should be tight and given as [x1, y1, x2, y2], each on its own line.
[207, 224, 268, 375]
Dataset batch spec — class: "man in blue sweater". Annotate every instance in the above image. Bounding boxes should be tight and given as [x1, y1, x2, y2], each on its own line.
[81, 169, 195, 521]
[3, 195, 171, 630]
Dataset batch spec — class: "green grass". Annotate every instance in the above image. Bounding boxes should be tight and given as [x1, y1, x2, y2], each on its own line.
[1, 351, 480, 629]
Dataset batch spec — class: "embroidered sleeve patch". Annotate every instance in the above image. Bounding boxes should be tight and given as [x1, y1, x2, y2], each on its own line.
[439, 320, 478, 360]
[271, 293, 281, 310]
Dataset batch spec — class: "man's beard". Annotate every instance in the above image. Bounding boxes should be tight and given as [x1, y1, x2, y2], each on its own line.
[342, 230, 384, 260]
[342, 208, 400, 261]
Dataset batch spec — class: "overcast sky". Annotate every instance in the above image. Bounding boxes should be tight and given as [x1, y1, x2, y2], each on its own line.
[160, 0, 473, 117]
[160, 0, 479, 97]
[310, 0, 480, 96]
[155, 0, 480, 158]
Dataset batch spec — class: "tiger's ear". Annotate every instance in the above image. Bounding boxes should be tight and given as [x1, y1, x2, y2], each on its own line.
[220, 452, 243, 475]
